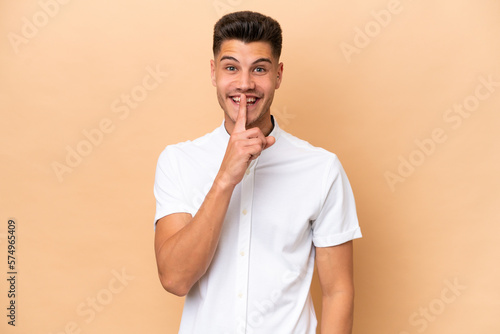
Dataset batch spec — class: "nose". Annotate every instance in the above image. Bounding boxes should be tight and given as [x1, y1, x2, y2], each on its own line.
[237, 70, 255, 91]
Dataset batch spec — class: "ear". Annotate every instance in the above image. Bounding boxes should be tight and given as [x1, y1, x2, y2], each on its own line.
[275, 62, 283, 89]
[210, 59, 216, 87]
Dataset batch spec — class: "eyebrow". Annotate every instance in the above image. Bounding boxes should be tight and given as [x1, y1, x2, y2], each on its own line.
[219, 56, 273, 65]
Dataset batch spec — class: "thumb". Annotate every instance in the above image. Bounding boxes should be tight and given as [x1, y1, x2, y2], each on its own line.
[263, 135, 276, 150]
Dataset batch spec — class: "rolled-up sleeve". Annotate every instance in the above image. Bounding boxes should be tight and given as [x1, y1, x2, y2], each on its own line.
[153, 147, 194, 228]
[311, 156, 362, 247]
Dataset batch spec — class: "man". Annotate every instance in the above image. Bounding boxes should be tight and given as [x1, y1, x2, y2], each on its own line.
[154, 11, 361, 334]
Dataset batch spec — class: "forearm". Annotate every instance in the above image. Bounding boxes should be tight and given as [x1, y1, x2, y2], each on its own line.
[320, 290, 354, 334]
[156, 177, 235, 296]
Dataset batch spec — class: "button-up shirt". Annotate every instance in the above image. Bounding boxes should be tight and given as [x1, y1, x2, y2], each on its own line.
[154, 117, 362, 333]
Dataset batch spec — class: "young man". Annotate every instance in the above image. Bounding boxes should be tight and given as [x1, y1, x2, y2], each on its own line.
[154, 11, 361, 334]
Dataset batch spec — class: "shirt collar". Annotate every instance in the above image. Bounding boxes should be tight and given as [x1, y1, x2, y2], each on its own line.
[218, 115, 282, 143]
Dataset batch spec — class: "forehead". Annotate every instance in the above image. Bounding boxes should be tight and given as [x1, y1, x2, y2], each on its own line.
[217, 39, 275, 63]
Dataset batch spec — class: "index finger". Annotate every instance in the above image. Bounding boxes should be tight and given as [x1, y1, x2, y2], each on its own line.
[233, 94, 247, 134]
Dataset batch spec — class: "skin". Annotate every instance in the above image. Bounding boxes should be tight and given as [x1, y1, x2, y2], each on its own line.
[316, 241, 355, 333]
[154, 39, 355, 334]
[211, 39, 283, 137]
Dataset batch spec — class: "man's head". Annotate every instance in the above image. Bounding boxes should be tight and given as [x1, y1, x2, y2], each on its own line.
[211, 11, 283, 134]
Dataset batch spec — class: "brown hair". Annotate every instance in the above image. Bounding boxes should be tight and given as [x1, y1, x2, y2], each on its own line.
[213, 11, 283, 60]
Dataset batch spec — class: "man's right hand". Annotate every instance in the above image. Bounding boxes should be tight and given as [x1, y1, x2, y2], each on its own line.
[216, 94, 275, 188]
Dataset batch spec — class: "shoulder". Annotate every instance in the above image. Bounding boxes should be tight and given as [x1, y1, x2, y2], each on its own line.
[278, 129, 339, 163]
[158, 125, 225, 161]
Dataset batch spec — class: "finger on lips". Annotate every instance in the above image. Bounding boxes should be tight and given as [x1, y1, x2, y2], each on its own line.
[231, 93, 275, 154]
[234, 93, 247, 134]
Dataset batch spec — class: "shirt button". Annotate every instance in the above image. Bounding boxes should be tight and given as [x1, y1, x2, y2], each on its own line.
[238, 292, 243, 298]
[242, 209, 247, 215]
[245, 168, 251, 175]
[240, 251, 245, 256]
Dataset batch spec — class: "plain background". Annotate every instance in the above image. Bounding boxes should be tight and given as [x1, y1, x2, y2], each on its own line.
[1, 0, 499, 333]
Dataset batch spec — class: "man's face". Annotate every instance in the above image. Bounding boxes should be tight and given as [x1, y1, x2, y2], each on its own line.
[211, 39, 283, 132]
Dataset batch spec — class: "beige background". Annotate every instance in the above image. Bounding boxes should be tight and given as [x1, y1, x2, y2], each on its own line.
[1, 0, 499, 333]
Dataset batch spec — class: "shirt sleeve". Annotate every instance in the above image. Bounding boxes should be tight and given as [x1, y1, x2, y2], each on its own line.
[311, 155, 362, 247]
[153, 146, 194, 228]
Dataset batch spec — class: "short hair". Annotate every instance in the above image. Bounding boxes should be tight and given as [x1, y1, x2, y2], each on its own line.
[213, 11, 282, 60]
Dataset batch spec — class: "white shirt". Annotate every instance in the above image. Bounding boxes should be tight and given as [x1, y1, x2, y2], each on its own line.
[154, 117, 362, 334]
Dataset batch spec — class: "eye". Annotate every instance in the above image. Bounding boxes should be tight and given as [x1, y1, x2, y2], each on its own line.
[225, 66, 236, 71]
[254, 67, 266, 73]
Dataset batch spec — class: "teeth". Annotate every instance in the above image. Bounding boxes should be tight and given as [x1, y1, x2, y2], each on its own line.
[232, 96, 257, 103]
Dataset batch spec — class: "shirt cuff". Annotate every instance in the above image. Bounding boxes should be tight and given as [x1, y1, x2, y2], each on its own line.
[313, 226, 362, 247]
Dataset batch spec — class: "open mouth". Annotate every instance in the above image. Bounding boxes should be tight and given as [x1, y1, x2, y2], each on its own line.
[231, 96, 259, 106]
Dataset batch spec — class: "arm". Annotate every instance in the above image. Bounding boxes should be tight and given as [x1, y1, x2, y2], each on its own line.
[154, 94, 275, 296]
[154, 181, 233, 296]
[316, 240, 355, 334]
